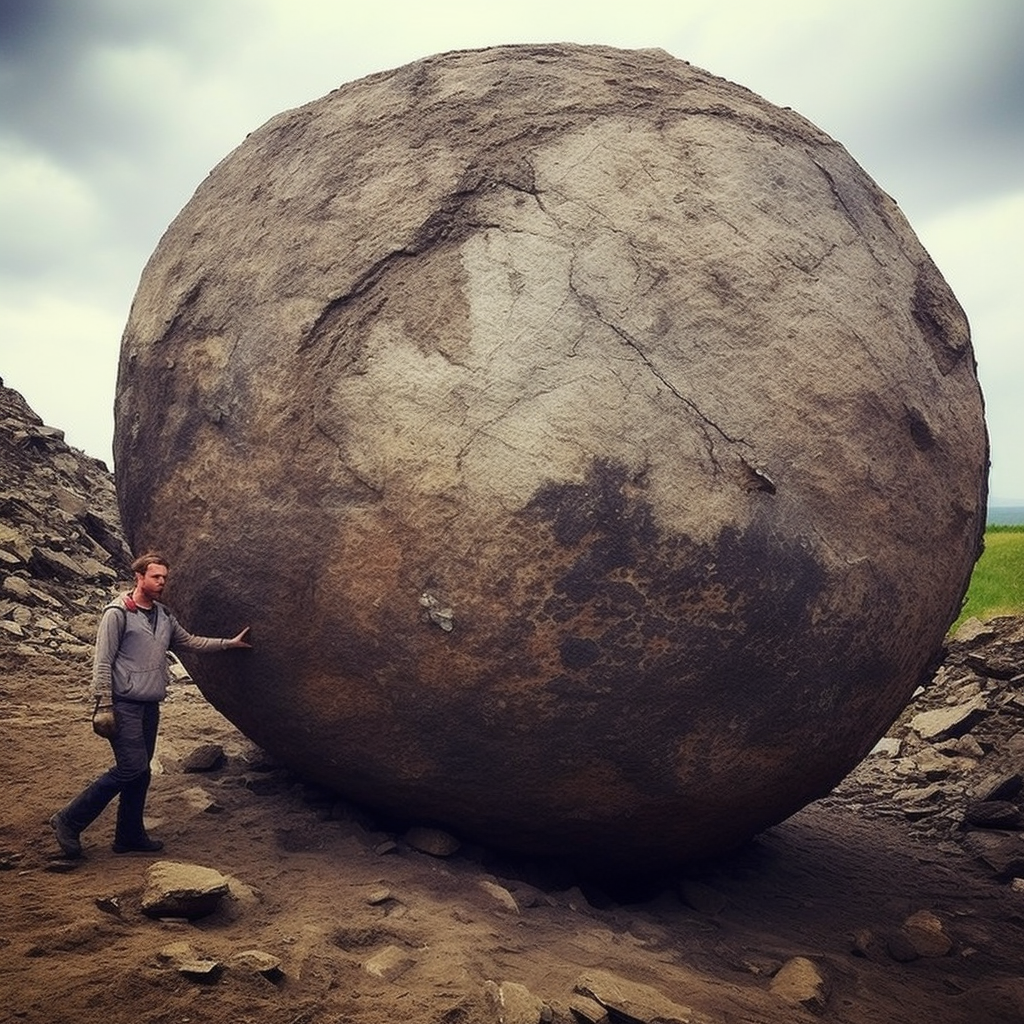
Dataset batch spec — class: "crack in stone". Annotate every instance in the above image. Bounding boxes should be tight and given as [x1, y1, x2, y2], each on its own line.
[561, 250, 751, 472]
[299, 173, 519, 354]
[454, 376, 595, 471]
[783, 242, 839, 275]
[298, 141, 767, 491]
[299, 247, 422, 354]
[605, 319, 746, 456]
[311, 417, 385, 500]
[569, 270, 746, 449]
[810, 157, 885, 269]
[299, 164, 551, 358]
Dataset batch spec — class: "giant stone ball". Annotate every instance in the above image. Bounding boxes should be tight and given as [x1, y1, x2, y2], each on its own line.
[115, 44, 988, 875]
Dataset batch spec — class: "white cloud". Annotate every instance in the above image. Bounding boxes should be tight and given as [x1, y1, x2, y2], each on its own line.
[0, 293, 121, 467]
[0, 140, 103, 276]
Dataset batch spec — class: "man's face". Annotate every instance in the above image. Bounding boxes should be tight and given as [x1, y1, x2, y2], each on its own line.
[136, 563, 168, 602]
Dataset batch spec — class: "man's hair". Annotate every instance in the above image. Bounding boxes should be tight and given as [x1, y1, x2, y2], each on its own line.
[131, 552, 170, 575]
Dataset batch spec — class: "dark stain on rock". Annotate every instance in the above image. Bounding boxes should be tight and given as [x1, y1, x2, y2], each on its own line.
[515, 457, 870, 795]
[527, 459, 656, 590]
[560, 636, 601, 669]
[905, 406, 936, 452]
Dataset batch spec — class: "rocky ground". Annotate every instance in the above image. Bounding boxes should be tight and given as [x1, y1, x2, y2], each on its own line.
[2, 378, 1024, 1024]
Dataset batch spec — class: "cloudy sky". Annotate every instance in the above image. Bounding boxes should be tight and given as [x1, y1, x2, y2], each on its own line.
[2, 0, 1021, 502]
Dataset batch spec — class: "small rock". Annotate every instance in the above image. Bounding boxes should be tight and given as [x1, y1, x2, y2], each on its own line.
[869, 737, 901, 757]
[895, 783, 944, 804]
[225, 874, 262, 907]
[574, 969, 693, 1024]
[230, 949, 284, 979]
[403, 826, 460, 857]
[902, 910, 953, 957]
[964, 800, 1022, 829]
[769, 956, 831, 1014]
[910, 697, 988, 742]
[179, 958, 222, 979]
[2, 576, 32, 600]
[141, 861, 231, 920]
[568, 993, 610, 1024]
[363, 944, 415, 982]
[897, 784, 945, 820]
[156, 940, 199, 966]
[479, 880, 520, 914]
[94, 896, 122, 917]
[156, 940, 221, 977]
[167, 653, 193, 682]
[962, 832, 1024, 880]
[965, 651, 1020, 680]
[952, 617, 994, 643]
[29, 546, 87, 582]
[65, 612, 101, 641]
[182, 785, 223, 813]
[0, 546, 24, 568]
[949, 734, 986, 759]
[916, 748, 955, 780]
[181, 743, 226, 772]
[484, 979, 547, 1024]
[972, 772, 1023, 803]
[237, 743, 283, 771]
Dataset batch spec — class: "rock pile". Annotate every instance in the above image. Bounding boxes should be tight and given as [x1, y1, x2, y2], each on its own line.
[825, 614, 1024, 877]
[0, 379, 131, 661]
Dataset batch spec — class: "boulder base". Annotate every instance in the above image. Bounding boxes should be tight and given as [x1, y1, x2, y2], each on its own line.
[114, 44, 987, 874]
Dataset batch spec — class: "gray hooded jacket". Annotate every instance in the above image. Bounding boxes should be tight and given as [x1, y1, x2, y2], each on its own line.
[92, 595, 230, 702]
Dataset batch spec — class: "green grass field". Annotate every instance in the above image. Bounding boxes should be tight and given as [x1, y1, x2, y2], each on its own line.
[951, 525, 1024, 630]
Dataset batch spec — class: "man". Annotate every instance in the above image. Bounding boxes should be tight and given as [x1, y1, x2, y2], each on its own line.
[49, 552, 251, 857]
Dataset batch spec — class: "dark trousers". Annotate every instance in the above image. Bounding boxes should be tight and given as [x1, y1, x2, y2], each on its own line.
[61, 699, 160, 843]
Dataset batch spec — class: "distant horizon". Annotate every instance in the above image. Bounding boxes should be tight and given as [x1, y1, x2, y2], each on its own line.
[988, 504, 1024, 527]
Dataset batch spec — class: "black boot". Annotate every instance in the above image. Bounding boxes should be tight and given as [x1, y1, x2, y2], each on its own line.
[112, 770, 163, 853]
[52, 774, 122, 857]
[48, 812, 82, 858]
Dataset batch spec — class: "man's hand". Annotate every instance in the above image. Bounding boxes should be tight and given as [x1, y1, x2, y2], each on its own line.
[226, 626, 252, 649]
[92, 701, 117, 739]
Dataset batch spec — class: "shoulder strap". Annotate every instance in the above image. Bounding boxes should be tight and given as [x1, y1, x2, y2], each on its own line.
[102, 598, 131, 643]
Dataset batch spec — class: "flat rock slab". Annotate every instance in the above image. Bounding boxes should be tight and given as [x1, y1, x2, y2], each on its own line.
[574, 968, 694, 1023]
[141, 861, 231, 920]
[363, 944, 416, 982]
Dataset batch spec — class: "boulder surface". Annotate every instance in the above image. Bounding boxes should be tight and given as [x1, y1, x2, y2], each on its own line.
[113, 44, 987, 874]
